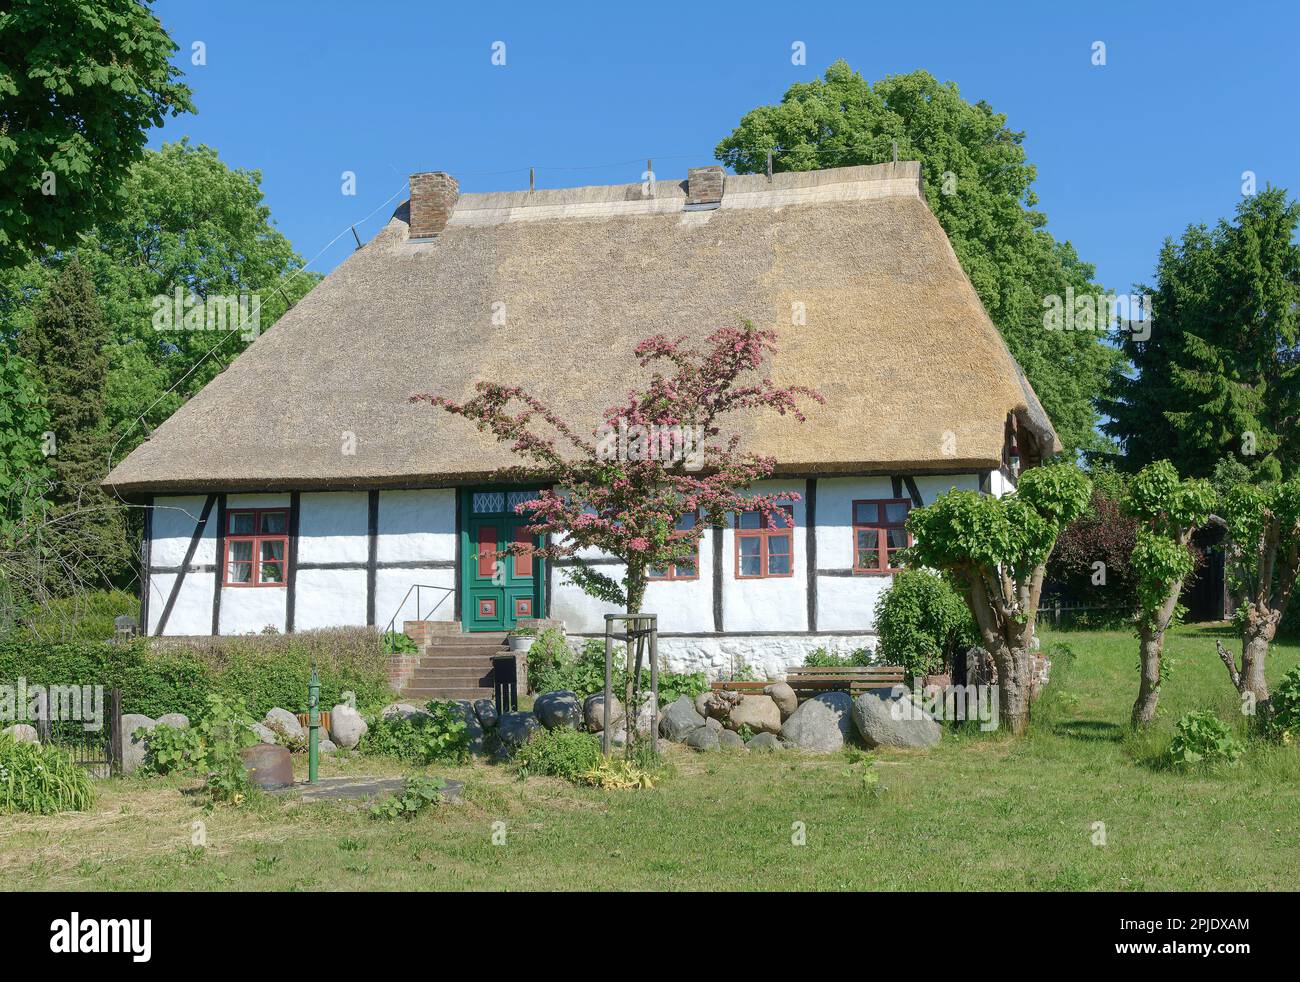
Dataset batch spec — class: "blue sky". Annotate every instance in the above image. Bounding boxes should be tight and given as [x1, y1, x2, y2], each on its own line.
[152, 0, 1298, 292]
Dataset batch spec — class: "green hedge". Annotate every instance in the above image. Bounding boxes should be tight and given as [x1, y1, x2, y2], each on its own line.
[0, 628, 391, 719]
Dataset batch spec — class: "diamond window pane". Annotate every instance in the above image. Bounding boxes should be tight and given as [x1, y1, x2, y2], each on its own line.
[507, 491, 539, 512]
[473, 491, 505, 514]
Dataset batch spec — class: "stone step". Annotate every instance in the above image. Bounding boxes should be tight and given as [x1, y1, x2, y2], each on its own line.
[401, 686, 494, 701]
[422, 633, 508, 647]
[420, 646, 508, 659]
[410, 673, 492, 687]
[415, 655, 498, 669]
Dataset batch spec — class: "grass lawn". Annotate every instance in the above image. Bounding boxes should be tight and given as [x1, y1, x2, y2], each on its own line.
[3, 623, 1298, 891]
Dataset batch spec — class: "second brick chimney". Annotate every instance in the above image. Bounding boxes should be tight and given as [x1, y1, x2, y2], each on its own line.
[686, 166, 725, 207]
[408, 171, 459, 239]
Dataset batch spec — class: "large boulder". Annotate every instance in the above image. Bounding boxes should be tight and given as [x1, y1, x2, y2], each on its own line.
[746, 732, 783, 752]
[318, 739, 338, 754]
[728, 695, 782, 735]
[121, 713, 156, 774]
[264, 707, 305, 743]
[2, 723, 39, 744]
[329, 703, 368, 749]
[534, 690, 582, 731]
[717, 729, 746, 751]
[704, 716, 723, 733]
[497, 711, 541, 756]
[779, 692, 855, 752]
[694, 692, 712, 718]
[764, 682, 798, 719]
[156, 713, 190, 730]
[380, 702, 426, 720]
[251, 722, 279, 745]
[850, 691, 942, 749]
[453, 700, 487, 754]
[659, 695, 706, 742]
[684, 726, 720, 751]
[583, 692, 624, 732]
[473, 698, 498, 729]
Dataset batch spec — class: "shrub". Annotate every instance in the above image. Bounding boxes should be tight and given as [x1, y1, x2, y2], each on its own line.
[1045, 488, 1139, 626]
[513, 727, 603, 782]
[580, 758, 656, 790]
[360, 701, 470, 765]
[139, 694, 260, 805]
[15, 588, 138, 642]
[803, 646, 874, 668]
[0, 734, 95, 814]
[1267, 666, 1300, 740]
[382, 630, 417, 654]
[0, 628, 390, 720]
[528, 632, 706, 703]
[873, 569, 977, 682]
[1168, 710, 1244, 767]
[369, 776, 447, 820]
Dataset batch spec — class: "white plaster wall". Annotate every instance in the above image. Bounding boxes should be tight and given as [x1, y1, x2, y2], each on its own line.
[652, 634, 877, 679]
[150, 495, 217, 567]
[145, 570, 217, 635]
[378, 489, 455, 562]
[295, 568, 368, 631]
[214, 493, 290, 634]
[297, 491, 368, 564]
[375, 566, 456, 629]
[722, 480, 807, 632]
[551, 567, 620, 634]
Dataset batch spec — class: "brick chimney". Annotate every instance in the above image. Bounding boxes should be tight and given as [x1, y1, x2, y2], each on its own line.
[686, 166, 725, 207]
[408, 171, 459, 238]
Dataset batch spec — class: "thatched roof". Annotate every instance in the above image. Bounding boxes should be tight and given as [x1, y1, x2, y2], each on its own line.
[104, 161, 1060, 494]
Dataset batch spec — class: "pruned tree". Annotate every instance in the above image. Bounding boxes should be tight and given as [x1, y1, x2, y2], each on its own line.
[1216, 481, 1300, 716]
[1122, 461, 1215, 727]
[905, 464, 1092, 734]
[413, 322, 822, 752]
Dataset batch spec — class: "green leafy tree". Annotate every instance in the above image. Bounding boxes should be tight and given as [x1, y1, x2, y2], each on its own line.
[716, 61, 1119, 457]
[1216, 480, 1300, 715]
[1101, 188, 1300, 480]
[0, 345, 51, 531]
[905, 464, 1092, 733]
[0, 0, 194, 265]
[1122, 461, 1216, 727]
[2, 141, 319, 462]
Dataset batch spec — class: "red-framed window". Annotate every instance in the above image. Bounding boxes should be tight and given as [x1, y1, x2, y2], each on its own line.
[853, 499, 910, 573]
[225, 508, 289, 586]
[648, 514, 700, 581]
[735, 505, 794, 579]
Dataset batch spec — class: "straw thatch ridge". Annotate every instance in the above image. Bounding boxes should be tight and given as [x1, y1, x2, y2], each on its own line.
[103, 161, 1059, 494]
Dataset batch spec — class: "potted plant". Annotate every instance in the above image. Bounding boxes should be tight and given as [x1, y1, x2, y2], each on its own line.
[508, 627, 538, 652]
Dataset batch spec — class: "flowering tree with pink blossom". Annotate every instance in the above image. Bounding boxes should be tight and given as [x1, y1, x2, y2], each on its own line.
[412, 322, 822, 747]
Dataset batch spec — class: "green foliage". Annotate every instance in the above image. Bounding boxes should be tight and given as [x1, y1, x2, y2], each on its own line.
[0, 630, 390, 720]
[0, 733, 95, 815]
[1167, 710, 1244, 767]
[368, 776, 447, 820]
[580, 757, 657, 790]
[512, 727, 604, 782]
[15, 588, 137, 641]
[716, 61, 1119, 457]
[1101, 188, 1300, 480]
[528, 632, 706, 703]
[360, 701, 470, 765]
[140, 693, 259, 804]
[803, 647, 874, 668]
[1267, 666, 1300, 741]
[842, 747, 883, 799]
[0, 0, 195, 264]
[382, 631, 417, 655]
[0, 346, 51, 535]
[907, 464, 1092, 582]
[874, 569, 977, 681]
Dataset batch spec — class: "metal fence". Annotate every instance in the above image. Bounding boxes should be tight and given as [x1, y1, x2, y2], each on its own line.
[35, 688, 124, 778]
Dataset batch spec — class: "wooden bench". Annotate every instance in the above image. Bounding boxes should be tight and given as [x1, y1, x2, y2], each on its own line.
[711, 665, 905, 700]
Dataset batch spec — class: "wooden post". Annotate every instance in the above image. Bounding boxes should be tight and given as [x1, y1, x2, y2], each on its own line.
[602, 618, 613, 757]
[109, 689, 124, 776]
[766, 150, 773, 182]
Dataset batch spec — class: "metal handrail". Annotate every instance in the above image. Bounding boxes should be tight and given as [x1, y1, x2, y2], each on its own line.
[383, 583, 454, 638]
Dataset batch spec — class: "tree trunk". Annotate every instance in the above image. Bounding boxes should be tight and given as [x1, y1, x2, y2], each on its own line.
[990, 641, 1031, 735]
[623, 565, 646, 760]
[1131, 627, 1163, 728]
[1239, 615, 1274, 712]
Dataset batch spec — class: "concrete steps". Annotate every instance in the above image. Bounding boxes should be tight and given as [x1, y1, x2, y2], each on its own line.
[398, 632, 510, 702]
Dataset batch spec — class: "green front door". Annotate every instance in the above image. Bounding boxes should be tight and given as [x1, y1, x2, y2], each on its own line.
[461, 489, 544, 631]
